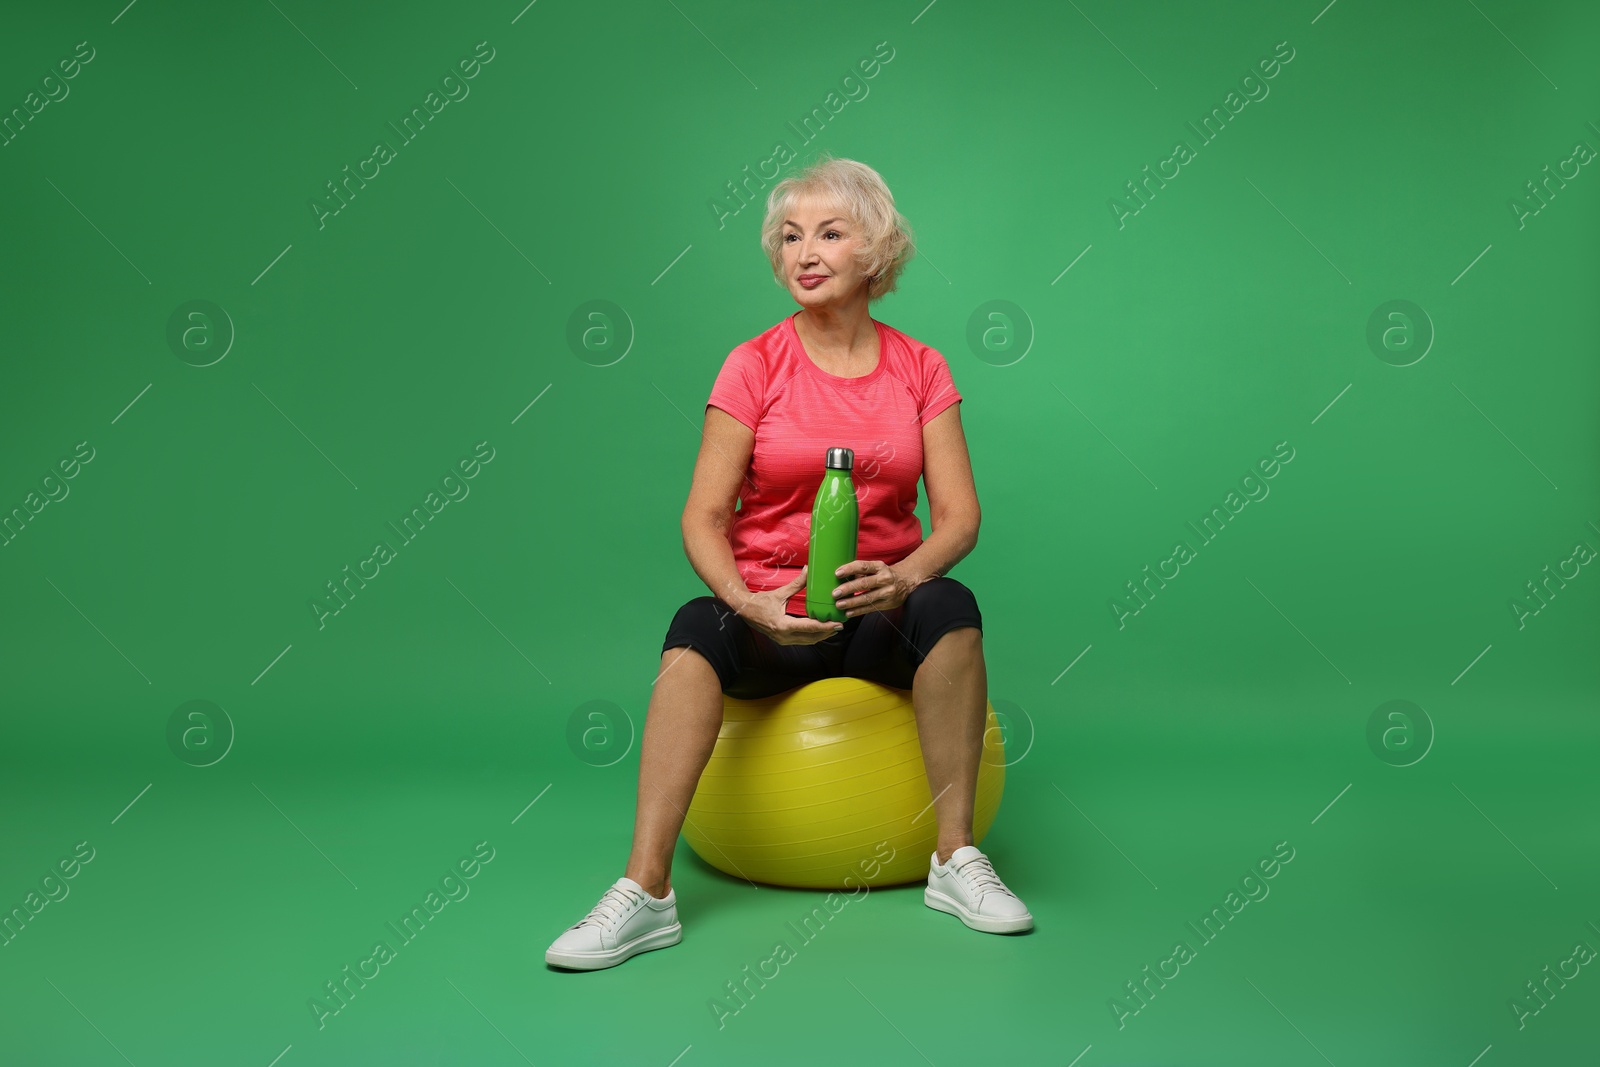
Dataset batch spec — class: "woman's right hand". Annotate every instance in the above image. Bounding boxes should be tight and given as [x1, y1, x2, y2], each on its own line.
[738, 566, 845, 646]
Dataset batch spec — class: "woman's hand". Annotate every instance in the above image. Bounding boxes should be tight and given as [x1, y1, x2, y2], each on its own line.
[832, 560, 916, 619]
[738, 566, 845, 646]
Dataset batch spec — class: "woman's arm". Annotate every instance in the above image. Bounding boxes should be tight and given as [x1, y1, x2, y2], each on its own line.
[894, 403, 980, 588]
[681, 406, 762, 616]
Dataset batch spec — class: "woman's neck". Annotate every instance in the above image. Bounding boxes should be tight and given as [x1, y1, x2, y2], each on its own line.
[794, 306, 876, 365]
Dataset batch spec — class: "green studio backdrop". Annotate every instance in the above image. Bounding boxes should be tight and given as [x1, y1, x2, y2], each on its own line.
[1, 1, 1596, 1064]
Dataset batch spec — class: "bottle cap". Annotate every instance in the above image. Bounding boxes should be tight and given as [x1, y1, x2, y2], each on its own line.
[825, 447, 854, 471]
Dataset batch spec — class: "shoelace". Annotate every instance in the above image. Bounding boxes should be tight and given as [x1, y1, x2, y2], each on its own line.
[952, 855, 1012, 901]
[576, 884, 645, 931]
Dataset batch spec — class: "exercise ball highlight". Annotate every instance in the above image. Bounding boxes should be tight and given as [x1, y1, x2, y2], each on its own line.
[681, 676, 1007, 889]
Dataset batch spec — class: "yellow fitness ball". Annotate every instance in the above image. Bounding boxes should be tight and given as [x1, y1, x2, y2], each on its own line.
[681, 675, 1008, 890]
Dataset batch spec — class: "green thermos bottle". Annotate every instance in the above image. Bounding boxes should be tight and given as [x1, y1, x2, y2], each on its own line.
[806, 447, 859, 623]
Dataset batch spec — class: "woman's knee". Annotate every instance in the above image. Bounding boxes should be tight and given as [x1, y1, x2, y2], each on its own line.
[658, 644, 725, 695]
[899, 578, 982, 668]
[662, 597, 743, 690]
[906, 576, 981, 621]
[668, 596, 741, 634]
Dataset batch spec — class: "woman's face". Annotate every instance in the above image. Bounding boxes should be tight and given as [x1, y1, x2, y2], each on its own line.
[779, 197, 869, 308]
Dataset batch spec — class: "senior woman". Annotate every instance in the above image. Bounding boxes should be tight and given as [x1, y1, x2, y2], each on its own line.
[546, 156, 1032, 972]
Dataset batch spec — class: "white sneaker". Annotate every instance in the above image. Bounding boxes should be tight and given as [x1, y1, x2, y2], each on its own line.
[925, 845, 1034, 934]
[545, 876, 682, 970]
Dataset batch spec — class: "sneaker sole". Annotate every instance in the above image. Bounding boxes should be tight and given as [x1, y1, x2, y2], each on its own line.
[545, 922, 683, 970]
[924, 887, 1033, 934]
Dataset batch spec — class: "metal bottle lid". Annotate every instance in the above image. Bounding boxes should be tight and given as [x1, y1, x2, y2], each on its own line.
[825, 447, 854, 470]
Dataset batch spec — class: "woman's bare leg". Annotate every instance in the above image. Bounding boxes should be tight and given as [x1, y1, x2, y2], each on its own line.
[623, 646, 725, 898]
[910, 626, 987, 864]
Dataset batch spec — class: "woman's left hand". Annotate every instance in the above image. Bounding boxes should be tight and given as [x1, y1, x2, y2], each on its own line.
[832, 560, 916, 618]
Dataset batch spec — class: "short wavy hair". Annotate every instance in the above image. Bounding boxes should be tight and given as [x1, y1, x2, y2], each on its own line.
[760, 154, 915, 304]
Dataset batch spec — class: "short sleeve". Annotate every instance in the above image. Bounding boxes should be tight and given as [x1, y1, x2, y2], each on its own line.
[706, 343, 765, 432]
[919, 346, 962, 426]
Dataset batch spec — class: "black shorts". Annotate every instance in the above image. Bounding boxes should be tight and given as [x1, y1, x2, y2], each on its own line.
[661, 576, 983, 699]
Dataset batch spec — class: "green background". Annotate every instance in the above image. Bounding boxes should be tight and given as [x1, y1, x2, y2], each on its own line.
[2, 0, 1597, 1064]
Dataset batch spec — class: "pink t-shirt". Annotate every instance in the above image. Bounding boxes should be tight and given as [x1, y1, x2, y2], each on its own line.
[706, 311, 963, 617]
